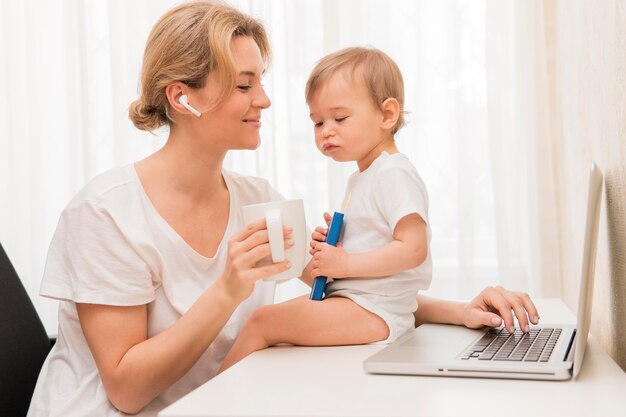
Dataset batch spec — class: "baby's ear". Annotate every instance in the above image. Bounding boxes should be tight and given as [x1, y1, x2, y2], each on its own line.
[380, 98, 400, 131]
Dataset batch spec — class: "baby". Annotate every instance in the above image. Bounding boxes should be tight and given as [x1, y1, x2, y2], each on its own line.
[219, 47, 432, 372]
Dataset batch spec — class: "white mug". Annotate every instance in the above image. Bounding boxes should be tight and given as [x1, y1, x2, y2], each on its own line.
[241, 199, 306, 281]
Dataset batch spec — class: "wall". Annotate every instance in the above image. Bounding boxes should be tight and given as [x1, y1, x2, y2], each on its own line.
[545, 0, 626, 370]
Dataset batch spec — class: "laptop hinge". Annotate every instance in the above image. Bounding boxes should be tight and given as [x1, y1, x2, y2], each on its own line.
[564, 328, 577, 361]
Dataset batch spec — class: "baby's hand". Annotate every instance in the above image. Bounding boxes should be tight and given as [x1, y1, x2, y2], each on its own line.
[308, 212, 333, 255]
[310, 241, 350, 279]
[309, 225, 328, 255]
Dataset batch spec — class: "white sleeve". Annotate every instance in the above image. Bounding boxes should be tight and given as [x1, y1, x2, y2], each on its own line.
[40, 198, 156, 306]
[373, 165, 430, 233]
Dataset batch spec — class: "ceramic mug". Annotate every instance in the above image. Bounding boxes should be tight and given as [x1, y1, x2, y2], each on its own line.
[241, 199, 306, 281]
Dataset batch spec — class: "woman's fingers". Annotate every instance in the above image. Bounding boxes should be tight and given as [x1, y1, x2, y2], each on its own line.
[494, 286, 530, 332]
[518, 291, 540, 324]
[485, 287, 540, 333]
[231, 217, 267, 243]
[222, 221, 294, 301]
[482, 288, 517, 333]
[471, 309, 504, 329]
[233, 220, 292, 255]
[239, 238, 294, 268]
[464, 286, 541, 334]
[247, 260, 292, 281]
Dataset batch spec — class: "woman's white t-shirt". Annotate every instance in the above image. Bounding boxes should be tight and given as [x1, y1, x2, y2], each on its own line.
[28, 165, 285, 417]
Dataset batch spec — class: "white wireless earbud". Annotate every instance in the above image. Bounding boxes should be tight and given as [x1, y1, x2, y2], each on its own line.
[179, 94, 201, 117]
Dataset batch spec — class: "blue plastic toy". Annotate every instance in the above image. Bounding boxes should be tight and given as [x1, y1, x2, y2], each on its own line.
[310, 211, 344, 301]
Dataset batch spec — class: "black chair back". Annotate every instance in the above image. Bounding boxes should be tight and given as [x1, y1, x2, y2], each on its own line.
[0, 243, 52, 417]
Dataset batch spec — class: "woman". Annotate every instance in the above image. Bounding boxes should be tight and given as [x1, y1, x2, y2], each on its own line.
[28, 2, 538, 416]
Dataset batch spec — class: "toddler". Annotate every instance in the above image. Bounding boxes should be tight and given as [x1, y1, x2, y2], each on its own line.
[219, 47, 432, 372]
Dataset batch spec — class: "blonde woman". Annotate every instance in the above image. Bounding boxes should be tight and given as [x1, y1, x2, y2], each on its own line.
[28, 2, 538, 416]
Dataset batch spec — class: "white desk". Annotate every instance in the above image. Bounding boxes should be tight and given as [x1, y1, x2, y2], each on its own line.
[160, 299, 626, 417]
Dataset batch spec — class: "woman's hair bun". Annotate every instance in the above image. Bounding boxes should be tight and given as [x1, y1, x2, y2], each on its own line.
[128, 98, 166, 132]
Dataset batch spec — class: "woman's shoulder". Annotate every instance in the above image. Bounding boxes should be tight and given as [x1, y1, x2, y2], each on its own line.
[223, 169, 284, 204]
[223, 169, 271, 188]
[65, 164, 140, 211]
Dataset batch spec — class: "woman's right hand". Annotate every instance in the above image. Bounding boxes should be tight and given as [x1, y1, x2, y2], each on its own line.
[219, 218, 293, 302]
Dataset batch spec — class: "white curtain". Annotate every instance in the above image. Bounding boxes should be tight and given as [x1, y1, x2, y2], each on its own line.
[0, 0, 545, 334]
[485, 0, 561, 298]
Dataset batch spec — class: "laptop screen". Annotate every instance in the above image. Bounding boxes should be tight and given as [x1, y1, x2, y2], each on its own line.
[572, 162, 603, 378]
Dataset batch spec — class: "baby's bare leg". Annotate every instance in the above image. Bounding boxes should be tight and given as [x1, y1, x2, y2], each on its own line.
[218, 295, 389, 373]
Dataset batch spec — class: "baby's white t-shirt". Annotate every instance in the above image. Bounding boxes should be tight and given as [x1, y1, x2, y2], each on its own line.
[325, 151, 432, 342]
[28, 165, 285, 417]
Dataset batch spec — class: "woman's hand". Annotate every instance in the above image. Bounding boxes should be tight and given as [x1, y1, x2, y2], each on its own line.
[219, 218, 293, 302]
[462, 286, 540, 333]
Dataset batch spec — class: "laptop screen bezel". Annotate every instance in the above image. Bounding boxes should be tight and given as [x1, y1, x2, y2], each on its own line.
[573, 162, 603, 378]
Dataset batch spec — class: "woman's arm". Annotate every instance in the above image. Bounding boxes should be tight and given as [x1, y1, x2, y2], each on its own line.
[414, 286, 540, 334]
[310, 213, 427, 280]
[78, 281, 236, 414]
[77, 219, 292, 414]
[413, 294, 465, 327]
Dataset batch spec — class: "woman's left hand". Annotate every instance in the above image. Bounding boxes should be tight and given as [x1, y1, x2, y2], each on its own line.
[462, 286, 540, 334]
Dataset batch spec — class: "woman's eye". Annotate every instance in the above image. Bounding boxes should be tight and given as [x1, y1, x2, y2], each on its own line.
[237, 85, 252, 91]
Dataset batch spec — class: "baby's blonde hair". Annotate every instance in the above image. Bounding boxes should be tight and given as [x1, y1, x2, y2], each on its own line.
[129, 1, 271, 131]
[305, 47, 406, 134]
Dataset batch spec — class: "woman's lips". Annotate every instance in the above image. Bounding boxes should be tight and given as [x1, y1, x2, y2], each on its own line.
[243, 119, 261, 128]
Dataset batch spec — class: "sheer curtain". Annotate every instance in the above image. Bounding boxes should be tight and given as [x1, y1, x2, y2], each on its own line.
[0, 0, 542, 334]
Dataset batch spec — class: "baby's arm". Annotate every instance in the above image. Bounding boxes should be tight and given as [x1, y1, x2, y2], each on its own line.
[312, 213, 427, 279]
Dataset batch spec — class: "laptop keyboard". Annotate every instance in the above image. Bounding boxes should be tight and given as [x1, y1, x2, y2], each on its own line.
[461, 327, 562, 362]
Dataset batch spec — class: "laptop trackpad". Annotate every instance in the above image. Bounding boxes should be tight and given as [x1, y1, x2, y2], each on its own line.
[399, 324, 482, 358]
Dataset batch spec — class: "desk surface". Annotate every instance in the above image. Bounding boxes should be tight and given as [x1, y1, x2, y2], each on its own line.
[160, 299, 626, 417]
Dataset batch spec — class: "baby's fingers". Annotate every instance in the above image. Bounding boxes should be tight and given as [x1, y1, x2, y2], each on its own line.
[311, 231, 327, 244]
[323, 212, 332, 226]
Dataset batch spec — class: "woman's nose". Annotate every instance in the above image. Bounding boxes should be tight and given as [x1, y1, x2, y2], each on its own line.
[253, 86, 271, 109]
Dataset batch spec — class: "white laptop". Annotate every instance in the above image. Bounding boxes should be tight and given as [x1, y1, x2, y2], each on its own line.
[364, 162, 603, 381]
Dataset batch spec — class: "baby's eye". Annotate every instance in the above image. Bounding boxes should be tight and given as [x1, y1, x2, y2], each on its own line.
[314, 121, 323, 128]
[335, 117, 347, 122]
[237, 85, 252, 91]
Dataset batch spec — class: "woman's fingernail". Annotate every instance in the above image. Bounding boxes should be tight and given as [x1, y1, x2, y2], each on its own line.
[534, 315, 540, 323]
[524, 324, 530, 332]
[286, 239, 294, 246]
[508, 326, 515, 333]
[285, 261, 291, 268]
[491, 317, 501, 326]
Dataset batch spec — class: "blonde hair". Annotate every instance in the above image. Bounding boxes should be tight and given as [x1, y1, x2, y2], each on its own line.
[129, 1, 271, 131]
[305, 47, 406, 134]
